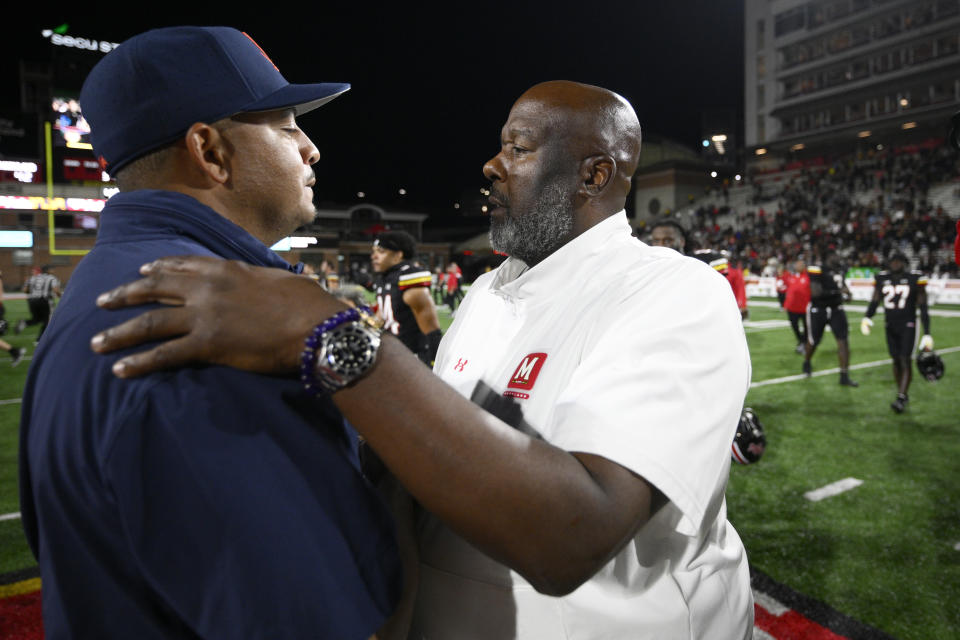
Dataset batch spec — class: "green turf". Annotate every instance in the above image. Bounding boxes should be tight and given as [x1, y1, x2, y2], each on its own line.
[0, 299, 40, 575]
[731, 301, 960, 640]
[1, 295, 958, 639]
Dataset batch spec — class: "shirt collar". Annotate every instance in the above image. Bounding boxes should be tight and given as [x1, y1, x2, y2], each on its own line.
[491, 210, 630, 300]
[97, 190, 302, 273]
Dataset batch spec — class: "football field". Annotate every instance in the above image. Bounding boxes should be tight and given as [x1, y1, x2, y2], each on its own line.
[1, 296, 958, 638]
[731, 300, 960, 639]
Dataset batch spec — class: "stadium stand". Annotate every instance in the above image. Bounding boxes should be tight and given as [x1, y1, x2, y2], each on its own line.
[666, 142, 959, 279]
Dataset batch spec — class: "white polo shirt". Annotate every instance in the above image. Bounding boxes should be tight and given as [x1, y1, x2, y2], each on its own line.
[411, 212, 754, 639]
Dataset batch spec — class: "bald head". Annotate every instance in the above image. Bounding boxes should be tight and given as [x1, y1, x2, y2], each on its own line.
[515, 81, 642, 186]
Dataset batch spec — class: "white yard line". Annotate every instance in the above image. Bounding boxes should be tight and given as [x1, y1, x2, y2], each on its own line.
[750, 299, 960, 318]
[804, 478, 863, 502]
[750, 345, 960, 388]
[0, 512, 21, 522]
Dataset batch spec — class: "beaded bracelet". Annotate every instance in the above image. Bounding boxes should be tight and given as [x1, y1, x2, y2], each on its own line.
[300, 308, 360, 396]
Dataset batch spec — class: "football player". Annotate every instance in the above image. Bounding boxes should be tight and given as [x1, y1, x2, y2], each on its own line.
[860, 251, 933, 413]
[803, 251, 858, 386]
[371, 230, 443, 366]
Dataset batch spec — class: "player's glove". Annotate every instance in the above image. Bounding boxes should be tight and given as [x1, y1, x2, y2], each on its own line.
[919, 334, 934, 352]
[860, 317, 873, 336]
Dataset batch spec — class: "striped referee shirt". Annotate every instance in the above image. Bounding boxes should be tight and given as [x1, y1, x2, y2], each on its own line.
[26, 273, 60, 301]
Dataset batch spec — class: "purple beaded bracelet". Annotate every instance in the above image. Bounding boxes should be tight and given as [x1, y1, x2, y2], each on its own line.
[300, 308, 360, 396]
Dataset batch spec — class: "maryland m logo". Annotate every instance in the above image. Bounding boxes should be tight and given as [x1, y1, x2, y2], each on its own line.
[507, 353, 547, 391]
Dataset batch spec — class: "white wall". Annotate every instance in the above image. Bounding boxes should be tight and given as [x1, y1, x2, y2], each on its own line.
[747, 276, 960, 305]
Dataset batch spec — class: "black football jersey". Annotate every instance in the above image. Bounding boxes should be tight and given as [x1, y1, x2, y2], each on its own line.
[807, 264, 845, 307]
[873, 269, 927, 327]
[374, 260, 432, 353]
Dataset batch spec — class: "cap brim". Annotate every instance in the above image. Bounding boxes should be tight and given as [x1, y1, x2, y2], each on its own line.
[243, 82, 351, 116]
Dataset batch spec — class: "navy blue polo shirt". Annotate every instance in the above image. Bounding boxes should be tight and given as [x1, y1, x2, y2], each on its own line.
[19, 190, 401, 639]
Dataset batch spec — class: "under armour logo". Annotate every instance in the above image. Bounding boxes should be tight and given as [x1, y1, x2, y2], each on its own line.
[454, 358, 468, 372]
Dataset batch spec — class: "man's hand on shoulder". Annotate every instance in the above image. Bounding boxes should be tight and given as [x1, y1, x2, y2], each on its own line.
[91, 256, 347, 377]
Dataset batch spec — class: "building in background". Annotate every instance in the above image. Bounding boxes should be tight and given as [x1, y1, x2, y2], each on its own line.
[0, 27, 449, 287]
[745, 0, 960, 163]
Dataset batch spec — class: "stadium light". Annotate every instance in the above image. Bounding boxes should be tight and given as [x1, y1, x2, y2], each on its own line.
[902, 121, 917, 130]
[709, 134, 727, 155]
[454, 203, 460, 209]
[0, 161, 38, 184]
[0, 230, 33, 248]
[270, 236, 319, 252]
[357, 191, 365, 198]
[755, 148, 767, 155]
[702, 140, 710, 148]
[481, 205, 488, 213]
[710, 171, 718, 178]
[398, 188, 406, 195]
[0, 161, 38, 173]
[790, 143, 804, 151]
[735, 174, 742, 181]
[899, 98, 909, 107]
[857, 130, 871, 138]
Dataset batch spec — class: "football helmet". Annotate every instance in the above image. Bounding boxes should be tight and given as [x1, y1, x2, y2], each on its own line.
[732, 407, 766, 465]
[916, 350, 944, 382]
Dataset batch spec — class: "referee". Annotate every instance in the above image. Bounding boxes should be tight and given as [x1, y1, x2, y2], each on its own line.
[17, 266, 61, 341]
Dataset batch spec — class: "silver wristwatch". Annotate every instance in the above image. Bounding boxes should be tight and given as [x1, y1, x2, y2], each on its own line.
[312, 319, 382, 392]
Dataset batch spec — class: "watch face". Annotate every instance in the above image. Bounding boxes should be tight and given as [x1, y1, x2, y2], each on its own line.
[318, 322, 381, 388]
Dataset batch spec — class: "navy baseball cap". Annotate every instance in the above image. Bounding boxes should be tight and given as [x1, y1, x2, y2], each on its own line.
[80, 26, 350, 174]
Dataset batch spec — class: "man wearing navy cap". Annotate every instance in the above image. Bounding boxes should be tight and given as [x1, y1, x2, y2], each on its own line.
[18, 26, 401, 639]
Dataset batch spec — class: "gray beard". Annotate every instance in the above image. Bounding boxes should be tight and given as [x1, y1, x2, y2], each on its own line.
[488, 182, 575, 265]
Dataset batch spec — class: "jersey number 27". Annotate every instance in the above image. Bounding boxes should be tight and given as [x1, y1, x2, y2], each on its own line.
[882, 284, 909, 309]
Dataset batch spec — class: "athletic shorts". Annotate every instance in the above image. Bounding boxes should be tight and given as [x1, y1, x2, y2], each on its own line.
[806, 304, 849, 345]
[885, 321, 917, 359]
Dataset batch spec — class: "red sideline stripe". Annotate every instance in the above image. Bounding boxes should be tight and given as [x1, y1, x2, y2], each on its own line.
[0, 589, 44, 639]
[755, 602, 848, 640]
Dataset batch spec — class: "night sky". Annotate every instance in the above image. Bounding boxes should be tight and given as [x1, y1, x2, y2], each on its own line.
[4, 3, 744, 232]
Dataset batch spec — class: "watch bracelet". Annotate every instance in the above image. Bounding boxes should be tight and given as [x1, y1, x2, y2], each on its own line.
[300, 307, 383, 395]
[300, 308, 360, 396]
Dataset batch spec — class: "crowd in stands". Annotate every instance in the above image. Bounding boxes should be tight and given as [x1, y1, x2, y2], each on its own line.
[671, 143, 960, 277]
